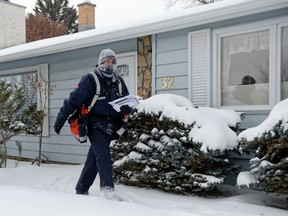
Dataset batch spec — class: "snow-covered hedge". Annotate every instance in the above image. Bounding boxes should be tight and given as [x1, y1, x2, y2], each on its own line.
[111, 94, 241, 196]
[238, 99, 288, 194]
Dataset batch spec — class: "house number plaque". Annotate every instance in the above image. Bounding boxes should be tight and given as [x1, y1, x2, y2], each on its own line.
[161, 77, 175, 89]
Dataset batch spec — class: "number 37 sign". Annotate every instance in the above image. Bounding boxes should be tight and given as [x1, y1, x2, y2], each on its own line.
[161, 77, 174, 89]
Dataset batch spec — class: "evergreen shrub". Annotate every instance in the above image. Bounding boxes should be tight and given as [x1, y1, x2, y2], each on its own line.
[238, 120, 288, 194]
[111, 111, 239, 196]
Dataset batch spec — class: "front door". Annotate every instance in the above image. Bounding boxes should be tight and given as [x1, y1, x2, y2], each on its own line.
[117, 52, 137, 95]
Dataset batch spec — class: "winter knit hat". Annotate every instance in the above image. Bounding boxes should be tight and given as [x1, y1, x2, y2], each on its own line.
[97, 49, 117, 65]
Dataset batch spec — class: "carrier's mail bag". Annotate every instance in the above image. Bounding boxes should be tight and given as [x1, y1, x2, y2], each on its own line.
[68, 107, 89, 143]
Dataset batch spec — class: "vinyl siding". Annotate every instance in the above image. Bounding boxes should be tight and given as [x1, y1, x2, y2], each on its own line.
[4, 39, 137, 164]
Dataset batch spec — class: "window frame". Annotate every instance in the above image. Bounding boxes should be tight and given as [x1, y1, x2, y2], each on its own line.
[278, 22, 288, 101]
[213, 17, 288, 111]
[0, 64, 49, 136]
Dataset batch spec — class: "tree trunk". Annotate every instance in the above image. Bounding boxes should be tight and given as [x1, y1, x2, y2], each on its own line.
[37, 119, 44, 166]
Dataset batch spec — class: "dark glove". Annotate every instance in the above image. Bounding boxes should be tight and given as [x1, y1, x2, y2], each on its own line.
[54, 124, 62, 135]
[120, 105, 132, 116]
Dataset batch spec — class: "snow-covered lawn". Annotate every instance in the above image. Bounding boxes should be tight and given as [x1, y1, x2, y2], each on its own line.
[0, 160, 287, 216]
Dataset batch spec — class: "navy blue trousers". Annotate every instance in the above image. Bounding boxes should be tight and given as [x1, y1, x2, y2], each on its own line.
[75, 128, 114, 193]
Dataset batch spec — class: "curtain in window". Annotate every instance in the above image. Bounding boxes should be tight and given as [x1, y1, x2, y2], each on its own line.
[221, 30, 269, 106]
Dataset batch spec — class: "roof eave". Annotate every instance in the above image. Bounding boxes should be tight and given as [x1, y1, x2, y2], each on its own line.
[0, 0, 287, 63]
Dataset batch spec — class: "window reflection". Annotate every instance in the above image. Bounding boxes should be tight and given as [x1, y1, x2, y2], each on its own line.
[221, 30, 269, 106]
[1, 73, 38, 108]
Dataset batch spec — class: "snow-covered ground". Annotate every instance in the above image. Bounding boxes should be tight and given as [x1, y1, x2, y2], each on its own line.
[0, 160, 287, 216]
[1, 95, 288, 215]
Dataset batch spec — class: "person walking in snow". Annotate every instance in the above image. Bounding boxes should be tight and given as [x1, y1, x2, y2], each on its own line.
[54, 48, 131, 196]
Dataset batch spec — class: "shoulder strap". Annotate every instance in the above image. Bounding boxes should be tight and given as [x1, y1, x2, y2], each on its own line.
[117, 77, 123, 97]
[88, 72, 124, 111]
[88, 72, 101, 112]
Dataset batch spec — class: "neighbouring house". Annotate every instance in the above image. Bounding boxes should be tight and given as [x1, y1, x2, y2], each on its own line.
[0, 0, 287, 165]
[0, 0, 26, 49]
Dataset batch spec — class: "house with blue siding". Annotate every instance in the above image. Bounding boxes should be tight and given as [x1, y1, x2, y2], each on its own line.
[0, 0, 287, 164]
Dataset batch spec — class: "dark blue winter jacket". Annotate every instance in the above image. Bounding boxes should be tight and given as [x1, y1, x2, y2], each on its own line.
[55, 68, 129, 131]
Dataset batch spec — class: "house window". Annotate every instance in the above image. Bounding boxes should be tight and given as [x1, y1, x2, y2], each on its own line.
[117, 64, 129, 76]
[0, 64, 49, 135]
[281, 26, 288, 100]
[214, 19, 288, 110]
[220, 30, 269, 106]
[1, 73, 38, 105]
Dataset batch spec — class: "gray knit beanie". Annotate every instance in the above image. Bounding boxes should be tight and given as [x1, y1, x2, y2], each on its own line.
[98, 49, 117, 65]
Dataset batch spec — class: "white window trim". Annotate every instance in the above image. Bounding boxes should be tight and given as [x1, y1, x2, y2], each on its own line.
[116, 51, 138, 95]
[213, 17, 288, 111]
[0, 64, 50, 136]
[277, 21, 288, 102]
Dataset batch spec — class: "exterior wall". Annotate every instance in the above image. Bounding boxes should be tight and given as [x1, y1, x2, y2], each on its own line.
[3, 39, 137, 164]
[0, 1, 26, 49]
[154, 9, 288, 129]
[155, 29, 189, 98]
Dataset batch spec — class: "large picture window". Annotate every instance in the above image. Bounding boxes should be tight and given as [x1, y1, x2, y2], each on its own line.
[221, 30, 269, 106]
[214, 19, 288, 110]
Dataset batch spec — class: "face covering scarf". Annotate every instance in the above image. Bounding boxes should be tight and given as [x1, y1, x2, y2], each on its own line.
[99, 63, 116, 78]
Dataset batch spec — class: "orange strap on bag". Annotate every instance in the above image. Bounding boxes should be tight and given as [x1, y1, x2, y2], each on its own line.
[69, 107, 89, 142]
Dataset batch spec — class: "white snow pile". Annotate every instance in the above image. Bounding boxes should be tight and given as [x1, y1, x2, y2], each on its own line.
[136, 94, 241, 152]
[237, 171, 257, 187]
[238, 98, 288, 142]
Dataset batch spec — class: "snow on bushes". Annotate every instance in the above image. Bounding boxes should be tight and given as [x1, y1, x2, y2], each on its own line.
[238, 99, 288, 194]
[111, 94, 241, 195]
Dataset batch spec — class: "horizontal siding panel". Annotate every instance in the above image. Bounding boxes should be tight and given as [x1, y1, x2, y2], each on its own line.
[156, 63, 188, 77]
[50, 68, 91, 82]
[50, 59, 95, 75]
[7, 142, 89, 155]
[156, 49, 187, 65]
[50, 99, 67, 109]
[50, 89, 72, 100]
[156, 89, 188, 98]
[7, 149, 39, 161]
[50, 109, 61, 118]
[7, 148, 86, 164]
[9, 132, 82, 145]
[52, 79, 79, 91]
[156, 34, 188, 52]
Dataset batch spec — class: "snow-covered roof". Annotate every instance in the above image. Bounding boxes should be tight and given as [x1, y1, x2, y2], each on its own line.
[0, 0, 287, 63]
